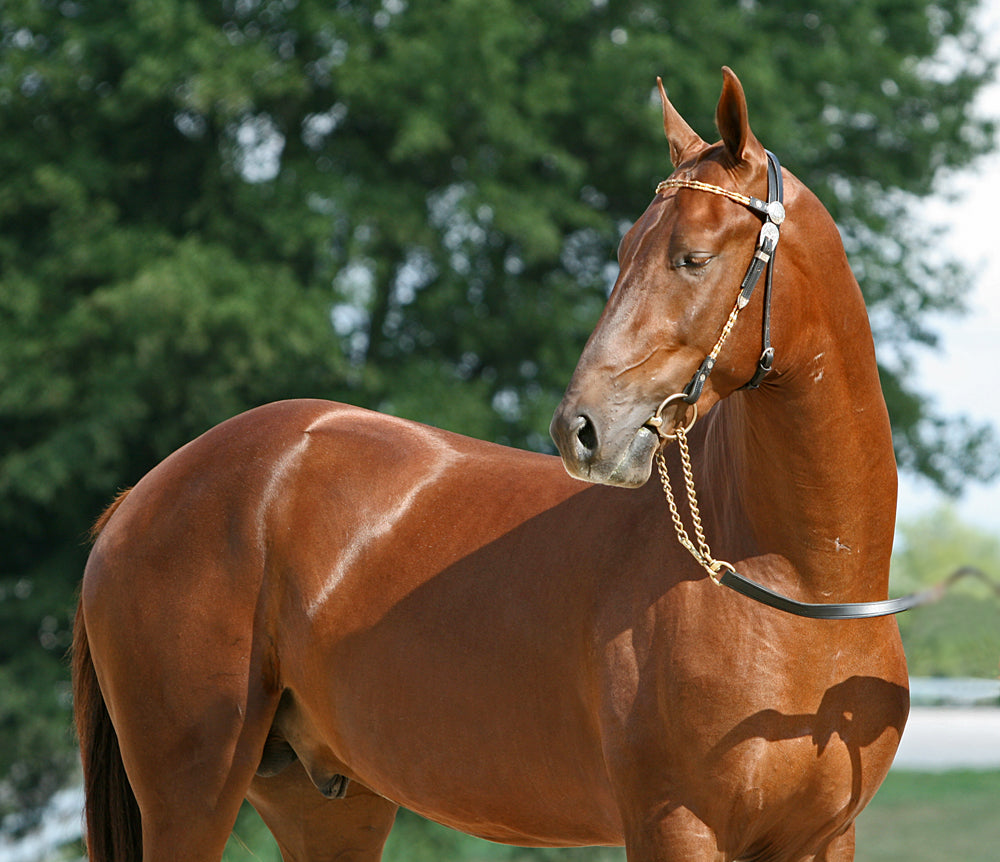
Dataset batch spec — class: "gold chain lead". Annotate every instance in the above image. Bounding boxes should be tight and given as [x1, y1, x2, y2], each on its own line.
[650, 170, 775, 584]
[654, 426, 734, 584]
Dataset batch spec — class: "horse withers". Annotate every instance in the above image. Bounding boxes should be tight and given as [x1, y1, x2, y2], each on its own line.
[74, 67, 907, 862]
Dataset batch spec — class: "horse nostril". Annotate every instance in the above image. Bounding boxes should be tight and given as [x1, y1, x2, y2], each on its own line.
[574, 415, 598, 456]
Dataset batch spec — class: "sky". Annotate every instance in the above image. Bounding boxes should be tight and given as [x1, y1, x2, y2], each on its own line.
[894, 0, 1000, 534]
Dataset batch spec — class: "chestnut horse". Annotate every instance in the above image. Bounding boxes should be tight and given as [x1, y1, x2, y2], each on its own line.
[73, 68, 908, 862]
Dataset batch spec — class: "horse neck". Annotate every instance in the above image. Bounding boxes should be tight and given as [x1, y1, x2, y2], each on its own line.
[707, 222, 897, 601]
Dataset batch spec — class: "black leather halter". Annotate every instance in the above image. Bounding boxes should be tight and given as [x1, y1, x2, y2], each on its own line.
[678, 150, 783, 404]
[655, 152, 934, 620]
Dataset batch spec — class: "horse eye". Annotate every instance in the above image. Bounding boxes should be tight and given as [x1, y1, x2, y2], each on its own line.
[674, 253, 714, 271]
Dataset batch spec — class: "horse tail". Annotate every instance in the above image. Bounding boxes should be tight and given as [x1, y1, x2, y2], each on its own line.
[73, 488, 142, 861]
[73, 602, 142, 861]
[88, 487, 132, 542]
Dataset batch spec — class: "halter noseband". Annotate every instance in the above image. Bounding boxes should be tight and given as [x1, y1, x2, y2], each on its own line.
[655, 150, 784, 406]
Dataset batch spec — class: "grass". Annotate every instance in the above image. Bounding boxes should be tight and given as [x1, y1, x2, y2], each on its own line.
[225, 770, 1000, 861]
[855, 769, 1000, 862]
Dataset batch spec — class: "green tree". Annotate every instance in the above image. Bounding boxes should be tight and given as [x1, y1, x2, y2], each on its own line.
[0, 0, 996, 830]
[891, 506, 1000, 677]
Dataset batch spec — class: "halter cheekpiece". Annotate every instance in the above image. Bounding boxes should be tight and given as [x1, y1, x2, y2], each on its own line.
[656, 150, 784, 405]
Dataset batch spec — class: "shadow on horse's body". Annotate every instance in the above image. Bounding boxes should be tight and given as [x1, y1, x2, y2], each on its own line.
[74, 69, 908, 862]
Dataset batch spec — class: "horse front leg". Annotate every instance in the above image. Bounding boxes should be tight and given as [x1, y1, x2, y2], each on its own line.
[621, 803, 726, 862]
[807, 823, 855, 862]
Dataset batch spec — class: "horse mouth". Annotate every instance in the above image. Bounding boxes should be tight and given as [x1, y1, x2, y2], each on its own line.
[580, 423, 663, 488]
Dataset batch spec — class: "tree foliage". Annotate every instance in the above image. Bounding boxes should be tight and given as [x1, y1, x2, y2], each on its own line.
[891, 506, 1000, 678]
[0, 0, 997, 828]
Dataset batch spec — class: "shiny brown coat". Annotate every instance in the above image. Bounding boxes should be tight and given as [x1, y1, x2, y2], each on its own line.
[74, 69, 908, 862]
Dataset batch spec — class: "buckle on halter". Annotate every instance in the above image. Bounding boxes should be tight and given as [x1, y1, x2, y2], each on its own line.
[741, 346, 775, 391]
[759, 221, 780, 250]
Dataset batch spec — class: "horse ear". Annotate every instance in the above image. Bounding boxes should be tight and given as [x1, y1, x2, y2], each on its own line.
[658, 77, 705, 168]
[715, 66, 763, 165]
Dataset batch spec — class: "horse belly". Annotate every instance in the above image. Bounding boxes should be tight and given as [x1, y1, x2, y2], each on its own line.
[280, 596, 621, 846]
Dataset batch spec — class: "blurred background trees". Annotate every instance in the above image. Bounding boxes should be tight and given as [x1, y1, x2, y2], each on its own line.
[892, 506, 1000, 678]
[1, 0, 998, 840]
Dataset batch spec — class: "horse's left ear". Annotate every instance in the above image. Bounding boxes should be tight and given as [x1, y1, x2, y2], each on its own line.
[658, 77, 706, 168]
[715, 66, 764, 165]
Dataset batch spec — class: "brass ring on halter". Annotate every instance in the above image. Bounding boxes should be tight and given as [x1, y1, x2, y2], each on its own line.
[645, 392, 698, 441]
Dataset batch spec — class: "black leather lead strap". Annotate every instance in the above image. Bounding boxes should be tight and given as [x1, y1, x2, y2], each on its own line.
[718, 568, 937, 619]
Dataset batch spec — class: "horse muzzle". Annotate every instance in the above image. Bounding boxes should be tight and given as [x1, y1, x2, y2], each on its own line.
[549, 399, 677, 487]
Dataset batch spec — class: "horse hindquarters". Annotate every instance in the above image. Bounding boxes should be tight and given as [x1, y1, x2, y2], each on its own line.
[75, 585, 276, 862]
[72, 602, 142, 862]
[78, 506, 285, 860]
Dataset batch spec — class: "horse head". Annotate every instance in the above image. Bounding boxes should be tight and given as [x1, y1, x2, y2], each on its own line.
[551, 67, 786, 487]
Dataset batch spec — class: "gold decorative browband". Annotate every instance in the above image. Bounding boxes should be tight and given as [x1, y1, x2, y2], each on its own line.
[656, 178, 785, 225]
[656, 178, 757, 208]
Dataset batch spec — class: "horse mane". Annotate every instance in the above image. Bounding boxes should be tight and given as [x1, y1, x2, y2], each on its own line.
[89, 488, 133, 543]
